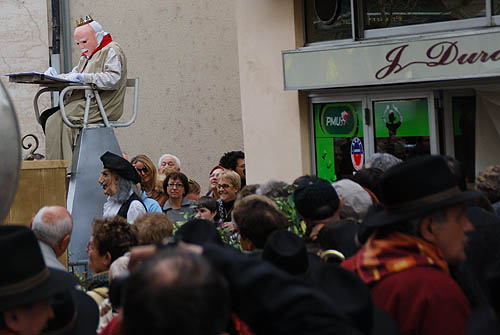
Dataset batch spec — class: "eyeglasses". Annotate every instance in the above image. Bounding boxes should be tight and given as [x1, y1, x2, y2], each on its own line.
[136, 167, 148, 174]
[217, 183, 234, 190]
[167, 183, 184, 188]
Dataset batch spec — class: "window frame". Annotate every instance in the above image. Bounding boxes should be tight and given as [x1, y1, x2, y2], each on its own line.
[304, 0, 497, 45]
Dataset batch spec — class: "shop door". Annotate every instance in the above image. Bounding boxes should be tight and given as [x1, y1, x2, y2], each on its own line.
[443, 91, 476, 182]
[312, 98, 367, 182]
[312, 92, 438, 182]
[367, 93, 438, 162]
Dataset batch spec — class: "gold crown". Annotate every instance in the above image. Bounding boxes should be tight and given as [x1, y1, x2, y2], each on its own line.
[75, 15, 94, 27]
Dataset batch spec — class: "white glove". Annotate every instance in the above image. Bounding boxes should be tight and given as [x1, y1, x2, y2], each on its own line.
[65, 72, 84, 83]
[44, 67, 58, 77]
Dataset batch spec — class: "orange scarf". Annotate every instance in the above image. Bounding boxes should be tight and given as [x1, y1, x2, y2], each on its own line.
[350, 231, 449, 285]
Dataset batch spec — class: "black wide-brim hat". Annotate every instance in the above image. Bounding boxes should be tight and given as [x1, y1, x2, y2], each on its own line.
[363, 155, 481, 228]
[0, 225, 77, 311]
[100, 151, 141, 184]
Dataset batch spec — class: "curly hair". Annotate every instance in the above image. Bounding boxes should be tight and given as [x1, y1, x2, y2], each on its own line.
[218, 151, 244, 171]
[91, 216, 138, 263]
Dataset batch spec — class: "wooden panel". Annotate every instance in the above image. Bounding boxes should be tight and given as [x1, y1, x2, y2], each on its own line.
[4, 160, 68, 268]
[20, 160, 68, 170]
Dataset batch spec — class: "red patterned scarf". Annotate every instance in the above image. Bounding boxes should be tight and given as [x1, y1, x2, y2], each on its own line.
[346, 231, 449, 285]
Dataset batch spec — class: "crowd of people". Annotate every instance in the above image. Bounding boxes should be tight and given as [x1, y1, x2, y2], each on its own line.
[1, 151, 500, 335]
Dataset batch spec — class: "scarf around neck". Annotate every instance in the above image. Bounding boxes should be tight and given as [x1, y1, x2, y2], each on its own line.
[346, 231, 449, 285]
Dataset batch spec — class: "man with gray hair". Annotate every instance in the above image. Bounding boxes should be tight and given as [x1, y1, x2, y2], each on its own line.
[158, 154, 181, 172]
[31, 206, 73, 271]
[99, 151, 146, 221]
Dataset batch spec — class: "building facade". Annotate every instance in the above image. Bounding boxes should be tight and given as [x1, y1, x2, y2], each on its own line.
[237, 0, 500, 184]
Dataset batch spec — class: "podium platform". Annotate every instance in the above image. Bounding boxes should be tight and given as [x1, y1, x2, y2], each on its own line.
[4, 160, 68, 267]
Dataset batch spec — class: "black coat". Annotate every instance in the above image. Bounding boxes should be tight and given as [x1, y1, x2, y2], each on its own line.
[203, 244, 363, 335]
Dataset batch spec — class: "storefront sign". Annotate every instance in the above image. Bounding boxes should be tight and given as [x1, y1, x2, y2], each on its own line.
[375, 41, 500, 80]
[314, 102, 363, 182]
[320, 104, 357, 136]
[283, 30, 500, 90]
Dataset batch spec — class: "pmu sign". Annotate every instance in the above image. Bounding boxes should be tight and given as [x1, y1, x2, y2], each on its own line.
[320, 104, 357, 136]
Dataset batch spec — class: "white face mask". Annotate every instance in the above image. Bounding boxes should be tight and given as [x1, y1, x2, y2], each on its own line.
[74, 24, 99, 57]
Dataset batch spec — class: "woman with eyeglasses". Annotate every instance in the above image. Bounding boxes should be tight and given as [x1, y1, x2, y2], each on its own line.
[162, 172, 195, 226]
[216, 170, 241, 228]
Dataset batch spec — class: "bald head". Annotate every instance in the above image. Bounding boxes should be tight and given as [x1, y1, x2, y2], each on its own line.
[32, 206, 73, 247]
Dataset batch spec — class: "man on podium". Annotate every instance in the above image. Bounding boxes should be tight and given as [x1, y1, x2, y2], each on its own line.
[42, 16, 127, 171]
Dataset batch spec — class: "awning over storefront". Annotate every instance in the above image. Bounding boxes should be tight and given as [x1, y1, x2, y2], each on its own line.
[283, 29, 500, 90]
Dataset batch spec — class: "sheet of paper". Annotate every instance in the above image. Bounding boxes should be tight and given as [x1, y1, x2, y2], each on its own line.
[5, 71, 78, 83]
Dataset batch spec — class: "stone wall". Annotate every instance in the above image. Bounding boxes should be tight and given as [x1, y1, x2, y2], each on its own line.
[69, 1, 243, 191]
[0, 0, 50, 158]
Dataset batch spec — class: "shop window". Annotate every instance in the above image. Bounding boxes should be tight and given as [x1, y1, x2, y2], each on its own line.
[305, 0, 352, 43]
[373, 98, 431, 161]
[304, 0, 492, 44]
[363, 0, 485, 30]
[452, 96, 476, 183]
[494, 0, 500, 14]
[313, 102, 363, 182]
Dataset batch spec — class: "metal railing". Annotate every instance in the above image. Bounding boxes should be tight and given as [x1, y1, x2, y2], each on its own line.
[33, 78, 139, 129]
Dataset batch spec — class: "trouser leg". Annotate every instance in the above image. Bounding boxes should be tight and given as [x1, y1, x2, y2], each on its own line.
[61, 125, 80, 173]
[45, 108, 80, 173]
[45, 112, 63, 160]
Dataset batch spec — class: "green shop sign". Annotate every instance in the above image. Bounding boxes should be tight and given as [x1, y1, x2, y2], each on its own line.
[320, 104, 357, 136]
